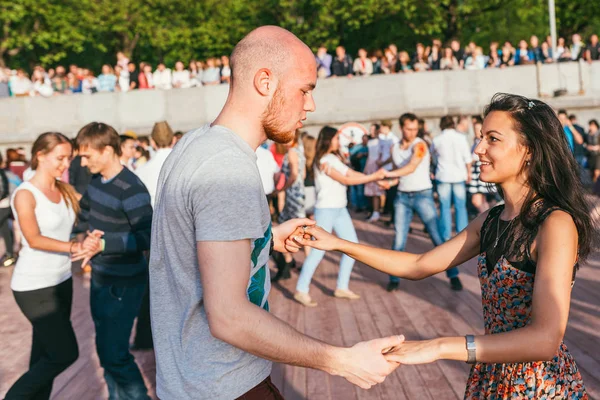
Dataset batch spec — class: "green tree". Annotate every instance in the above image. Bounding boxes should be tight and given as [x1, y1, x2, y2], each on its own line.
[0, 0, 91, 68]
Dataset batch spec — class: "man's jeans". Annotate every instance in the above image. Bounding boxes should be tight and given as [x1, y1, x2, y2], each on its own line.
[90, 277, 150, 400]
[389, 189, 459, 283]
[349, 184, 367, 209]
[436, 181, 469, 242]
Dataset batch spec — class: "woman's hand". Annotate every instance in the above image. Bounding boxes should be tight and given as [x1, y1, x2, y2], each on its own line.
[273, 218, 316, 253]
[293, 225, 343, 252]
[383, 339, 441, 365]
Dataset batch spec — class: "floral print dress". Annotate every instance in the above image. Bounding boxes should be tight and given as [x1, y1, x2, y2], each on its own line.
[464, 204, 587, 399]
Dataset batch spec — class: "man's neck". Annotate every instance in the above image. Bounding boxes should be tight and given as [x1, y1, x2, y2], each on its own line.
[213, 102, 265, 151]
[100, 160, 124, 181]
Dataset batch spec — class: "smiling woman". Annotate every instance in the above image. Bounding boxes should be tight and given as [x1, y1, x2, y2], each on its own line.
[297, 93, 597, 399]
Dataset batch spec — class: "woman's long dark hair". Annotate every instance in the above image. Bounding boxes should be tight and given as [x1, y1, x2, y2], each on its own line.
[484, 93, 597, 263]
[313, 126, 343, 171]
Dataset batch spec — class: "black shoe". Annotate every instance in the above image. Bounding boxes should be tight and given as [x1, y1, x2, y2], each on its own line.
[386, 281, 399, 292]
[450, 277, 463, 291]
[271, 261, 293, 282]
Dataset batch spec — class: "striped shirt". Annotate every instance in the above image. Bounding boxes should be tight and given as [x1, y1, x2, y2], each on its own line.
[80, 167, 152, 282]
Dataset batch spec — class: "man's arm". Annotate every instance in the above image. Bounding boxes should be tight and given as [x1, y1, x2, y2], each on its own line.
[198, 239, 403, 390]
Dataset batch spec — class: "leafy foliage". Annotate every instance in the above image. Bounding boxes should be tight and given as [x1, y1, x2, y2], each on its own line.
[1, 0, 598, 71]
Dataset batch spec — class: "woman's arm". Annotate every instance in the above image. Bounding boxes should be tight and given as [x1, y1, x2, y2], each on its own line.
[326, 166, 386, 186]
[385, 210, 578, 364]
[298, 209, 487, 280]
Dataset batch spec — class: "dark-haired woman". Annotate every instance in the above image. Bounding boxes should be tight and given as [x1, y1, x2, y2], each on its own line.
[5, 132, 96, 399]
[297, 94, 592, 398]
[293, 126, 386, 307]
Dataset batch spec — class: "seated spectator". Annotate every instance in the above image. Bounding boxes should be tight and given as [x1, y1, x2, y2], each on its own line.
[10, 70, 32, 97]
[138, 64, 152, 89]
[500, 42, 515, 67]
[570, 33, 585, 60]
[172, 61, 191, 88]
[450, 39, 465, 68]
[530, 35, 545, 63]
[115, 65, 130, 92]
[487, 42, 502, 68]
[81, 69, 98, 94]
[556, 37, 566, 59]
[331, 46, 353, 77]
[97, 64, 117, 92]
[412, 43, 430, 72]
[128, 62, 139, 90]
[428, 41, 442, 70]
[67, 72, 82, 93]
[201, 58, 220, 85]
[370, 50, 384, 74]
[514, 40, 534, 65]
[353, 48, 373, 76]
[396, 51, 413, 72]
[586, 34, 600, 62]
[52, 66, 68, 94]
[189, 60, 201, 86]
[153, 63, 172, 90]
[384, 47, 397, 73]
[0, 68, 9, 98]
[116, 51, 130, 70]
[31, 70, 54, 97]
[559, 47, 573, 62]
[465, 47, 486, 70]
[220, 56, 231, 84]
[440, 47, 459, 70]
[541, 42, 554, 63]
[315, 46, 332, 78]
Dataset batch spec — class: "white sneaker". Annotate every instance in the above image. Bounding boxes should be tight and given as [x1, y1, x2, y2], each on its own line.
[367, 211, 380, 223]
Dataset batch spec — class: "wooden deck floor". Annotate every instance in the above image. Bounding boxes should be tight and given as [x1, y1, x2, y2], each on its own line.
[1, 214, 599, 399]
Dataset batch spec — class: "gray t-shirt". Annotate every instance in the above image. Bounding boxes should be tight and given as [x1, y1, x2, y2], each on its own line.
[149, 124, 272, 399]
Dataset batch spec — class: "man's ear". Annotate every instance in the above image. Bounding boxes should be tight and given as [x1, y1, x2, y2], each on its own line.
[253, 68, 274, 97]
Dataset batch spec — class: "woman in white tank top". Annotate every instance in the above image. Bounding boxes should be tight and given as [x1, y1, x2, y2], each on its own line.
[5, 132, 96, 400]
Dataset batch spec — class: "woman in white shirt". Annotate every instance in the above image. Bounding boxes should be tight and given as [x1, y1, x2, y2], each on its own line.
[172, 61, 191, 89]
[294, 126, 386, 307]
[5, 132, 97, 399]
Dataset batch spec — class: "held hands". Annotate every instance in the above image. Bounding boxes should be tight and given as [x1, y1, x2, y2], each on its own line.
[292, 225, 341, 252]
[272, 218, 316, 253]
[383, 339, 441, 365]
[331, 335, 405, 390]
[373, 168, 387, 181]
[71, 229, 104, 268]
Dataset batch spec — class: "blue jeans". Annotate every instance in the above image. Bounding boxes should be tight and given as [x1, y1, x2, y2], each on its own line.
[296, 207, 358, 293]
[389, 189, 459, 283]
[349, 184, 367, 209]
[436, 181, 469, 242]
[90, 277, 150, 400]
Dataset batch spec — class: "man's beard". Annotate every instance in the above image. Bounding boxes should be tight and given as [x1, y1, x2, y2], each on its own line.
[261, 86, 295, 144]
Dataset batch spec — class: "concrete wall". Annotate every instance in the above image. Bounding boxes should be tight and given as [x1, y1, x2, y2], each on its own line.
[1, 61, 600, 146]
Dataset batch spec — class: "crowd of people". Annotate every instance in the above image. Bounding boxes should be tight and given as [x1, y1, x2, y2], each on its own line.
[1, 32, 599, 98]
[0, 25, 597, 400]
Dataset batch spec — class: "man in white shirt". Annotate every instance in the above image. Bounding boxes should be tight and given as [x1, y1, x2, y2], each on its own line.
[136, 122, 176, 207]
[382, 113, 463, 292]
[153, 63, 173, 90]
[255, 144, 280, 196]
[431, 116, 473, 249]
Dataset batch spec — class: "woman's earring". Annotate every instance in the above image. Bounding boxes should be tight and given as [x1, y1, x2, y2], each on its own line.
[526, 160, 531, 165]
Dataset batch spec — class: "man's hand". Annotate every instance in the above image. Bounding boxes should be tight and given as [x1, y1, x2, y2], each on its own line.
[272, 218, 316, 253]
[328, 335, 405, 389]
[77, 230, 104, 268]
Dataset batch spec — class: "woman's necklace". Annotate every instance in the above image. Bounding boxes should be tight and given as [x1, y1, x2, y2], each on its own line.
[494, 216, 514, 248]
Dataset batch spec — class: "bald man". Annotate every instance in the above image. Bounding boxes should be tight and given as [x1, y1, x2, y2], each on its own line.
[149, 26, 403, 399]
